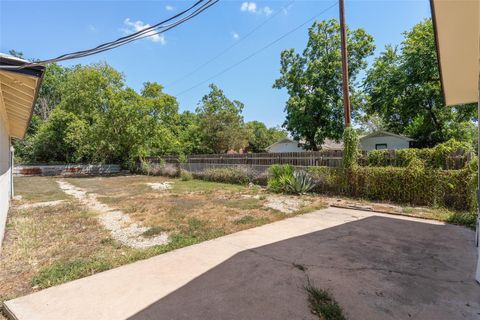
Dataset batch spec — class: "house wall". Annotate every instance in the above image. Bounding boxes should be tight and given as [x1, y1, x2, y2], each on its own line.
[267, 142, 305, 153]
[360, 136, 410, 151]
[0, 107, 11, 248]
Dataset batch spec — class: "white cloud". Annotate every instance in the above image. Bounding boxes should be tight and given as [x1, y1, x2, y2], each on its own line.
[122, 18, 166, 44]
[240, 2, 257, 13]
[263, 6, 273, 16]
[240, 2, 273, 16]
[165, 5, 174, 11]
[232, 32, 239, 40]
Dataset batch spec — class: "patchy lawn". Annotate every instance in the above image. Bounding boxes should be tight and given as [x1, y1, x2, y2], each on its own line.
[1, 174, 474, 311]
[0, 175, 326, 304]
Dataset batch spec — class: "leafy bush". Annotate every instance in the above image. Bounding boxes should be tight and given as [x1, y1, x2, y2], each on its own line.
[180, 170, 193, 181]
[149, 163, 179, 177]
[267, 164, 294, 193]
[308, 162, 477, 211]
[197, 167, 251, 185]
[366, 139, 473, 169]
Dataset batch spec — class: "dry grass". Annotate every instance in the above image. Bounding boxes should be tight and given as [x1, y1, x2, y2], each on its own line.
[1, 175, 326, 305]
[65, 175, 326, 236]
[13, 176, 69, 203]
[0, 201, 126, 301]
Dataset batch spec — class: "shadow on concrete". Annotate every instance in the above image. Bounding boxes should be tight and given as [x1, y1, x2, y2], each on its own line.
[128, 216, 480, 320]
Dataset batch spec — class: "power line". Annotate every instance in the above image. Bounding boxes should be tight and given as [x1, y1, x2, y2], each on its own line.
[0, 0, 218, 70]
[174, 1, 337, 97]
[165, 0, 295, 88]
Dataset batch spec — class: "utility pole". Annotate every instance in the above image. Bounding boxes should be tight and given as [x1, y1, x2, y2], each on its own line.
[339, 0, 351, 127]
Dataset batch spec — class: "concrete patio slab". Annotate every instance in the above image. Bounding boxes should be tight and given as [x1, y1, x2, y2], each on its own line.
[4, 207, 480, 320]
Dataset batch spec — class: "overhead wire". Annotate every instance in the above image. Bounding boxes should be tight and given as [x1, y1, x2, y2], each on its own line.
[165, 0, 295, 88]
[0, 0, 218, 70]
[174, 1, 337, 97]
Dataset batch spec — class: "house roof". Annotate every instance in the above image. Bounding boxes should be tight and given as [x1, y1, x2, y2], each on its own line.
[265, 138, 299, 151]
[430, 0, 479, 106]
[0, 53, 45, 139]
[359, 130, 414, 142]
[321, 139, 343, 150]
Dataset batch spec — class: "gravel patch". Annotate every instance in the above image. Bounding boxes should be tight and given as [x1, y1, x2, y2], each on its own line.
[57, 180, 170, 249]
[264, 196, 309, 213]
[146, 182, 172, 191]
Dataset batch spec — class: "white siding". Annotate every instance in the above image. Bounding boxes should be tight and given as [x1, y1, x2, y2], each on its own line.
[0, 108, 11, 248]
[360, 136, 410, 151]
[268, 142, 305, 153]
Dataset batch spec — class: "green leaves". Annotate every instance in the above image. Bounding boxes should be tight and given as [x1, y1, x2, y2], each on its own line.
[364, 19, 477, 147]
[196, 84, 248, 153]
[245, 121, 287, 153]
[274, 19, 375, 150]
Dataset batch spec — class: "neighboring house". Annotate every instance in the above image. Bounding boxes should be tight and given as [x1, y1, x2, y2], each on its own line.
[359, 131, 413, 151]
[0, 53, 44, 248]
[266, 138, 305, 153]
[267, 131, 413, 153]
[266, 137, 343, 153]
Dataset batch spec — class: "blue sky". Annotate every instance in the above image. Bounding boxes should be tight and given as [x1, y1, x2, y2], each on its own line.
[0, 0, 431, 127]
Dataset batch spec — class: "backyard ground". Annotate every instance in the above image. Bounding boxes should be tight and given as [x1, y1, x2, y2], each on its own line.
[0, 175, 327, 304]
[0, 175, 477, 319]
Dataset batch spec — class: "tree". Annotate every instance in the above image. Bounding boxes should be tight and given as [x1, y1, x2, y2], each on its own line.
[196, 84, 248, 153]
[20, 63, 183, 166]
[177, 111, 206, 155]
[34, 63, 69, 120]
[363, 19, 477, 147]
[273, 19, 375, 150]
[245, 121, 287, 152]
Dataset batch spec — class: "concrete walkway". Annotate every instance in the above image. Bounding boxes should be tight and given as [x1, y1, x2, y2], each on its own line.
[4, 207, 480, 320]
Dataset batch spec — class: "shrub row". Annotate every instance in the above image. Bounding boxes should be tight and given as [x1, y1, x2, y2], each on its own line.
[191, 166, 267, 185]
[307, 160, 477, 211]
[366, 139, 473, 169]
[139, 162, 179, 177]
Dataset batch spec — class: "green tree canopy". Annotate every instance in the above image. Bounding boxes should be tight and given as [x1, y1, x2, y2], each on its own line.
[245, 121, 287, 152]
[18, 63, 182, 166]
[273, 19, 375, 150]
[196, 84, 248, 153]
[363, 19, 476, 147]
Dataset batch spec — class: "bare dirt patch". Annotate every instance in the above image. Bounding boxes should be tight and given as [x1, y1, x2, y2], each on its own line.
[146, 182, 172, 190]
[264, 196, 309, 213]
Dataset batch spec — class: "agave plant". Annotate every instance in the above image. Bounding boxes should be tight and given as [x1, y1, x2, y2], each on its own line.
[285, 171, 316, 194]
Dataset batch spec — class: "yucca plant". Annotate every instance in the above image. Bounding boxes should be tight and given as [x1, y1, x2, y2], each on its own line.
[285, 171, 316, 194]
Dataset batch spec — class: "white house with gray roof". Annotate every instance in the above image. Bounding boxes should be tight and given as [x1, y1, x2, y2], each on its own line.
[266, 131, 413, 153]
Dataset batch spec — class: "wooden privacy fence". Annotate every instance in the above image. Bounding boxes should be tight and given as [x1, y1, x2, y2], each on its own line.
[147, 151, 345, 174]
[146, 149, 472, 173]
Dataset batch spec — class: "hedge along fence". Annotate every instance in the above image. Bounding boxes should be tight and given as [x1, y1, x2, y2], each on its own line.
[366, 139, 473, 169]
[144, 139, 473, 171]
[307, 161, 477, 211]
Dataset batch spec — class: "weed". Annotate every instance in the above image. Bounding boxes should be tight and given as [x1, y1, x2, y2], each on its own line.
[233, 216, 270, 225]
[292, 262, 307, 272]
[180, 170, 193, 181]
[142, 226, 166, 238]
[305, 281, 346, 320]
